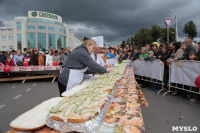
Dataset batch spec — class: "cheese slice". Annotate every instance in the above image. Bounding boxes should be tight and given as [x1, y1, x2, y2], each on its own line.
[10, 97, 63, 131]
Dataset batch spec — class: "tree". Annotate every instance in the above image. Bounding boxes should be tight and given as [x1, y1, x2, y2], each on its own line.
[132, 28, 153, 47]
[160, 28, 176, 43]
[151, 25, 162, 42]
[183, 20, 197, 39]
[121, 40, 126, 49]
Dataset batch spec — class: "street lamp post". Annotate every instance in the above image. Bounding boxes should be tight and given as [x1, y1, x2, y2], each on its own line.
[168, 10, 178, 42]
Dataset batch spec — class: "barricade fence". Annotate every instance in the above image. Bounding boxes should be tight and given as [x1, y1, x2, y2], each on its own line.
[133, 59, 164, 90]
[133, 59, 200, 96]
[169, 60, 200, 95]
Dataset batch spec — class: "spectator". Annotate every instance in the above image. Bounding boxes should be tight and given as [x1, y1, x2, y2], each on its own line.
[114, 50, 120, 59]
[123, 50, 133, 60]
[145, 44, 151, 52]
[132, 48, 138, 60]
[118, 50, 124, 63]
[7, 50, 11, 58]
[23, 51, 32, 65]
[46, 50, 53, 66]
[38, 52, 45, 66]
[144, 51, 155, 61]
[197, 43, 200, 59]
[158, 44, 170, 90]
[61, 48, 70, 67]
[168, 42, 175, 55]
[49, 45, 53, 51]
[0, 51, 5, 64]
[151, 43, 160, 58]
[53, 50, 61, 65]
[13, 50, 24, 66]
[105, 49, 115, 58]
[186, 51, 199, 102]
[31, 50, 39, 66]
[174, 38, 196, 61]
[181, 43, 186, 52]
[23, 48, 28, 55]
[5, 56, 14, 67]
[10, 50, 16, 59]
[167, 42, 184, 66]
[139, 47, 148, 60]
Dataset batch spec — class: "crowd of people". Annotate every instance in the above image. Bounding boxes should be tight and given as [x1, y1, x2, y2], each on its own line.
[0, 46, 71, 67]
[0, 37, 200, 101]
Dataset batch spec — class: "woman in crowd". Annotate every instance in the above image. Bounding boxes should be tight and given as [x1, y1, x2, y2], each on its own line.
[58, 39, 107, 95]
[38, 52, 45, 66]
[5, 56, 14, 67]
[151, 43, 160, 58]
[31, 50, 39, 66]
[46, 50, 53, 66]
[13, 50, 24, 66]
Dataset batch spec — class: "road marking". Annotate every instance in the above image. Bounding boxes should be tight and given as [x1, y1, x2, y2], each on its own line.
[0, 105, 5, 109]
[32, 83, 37, 87]
[26, 88, 32, 91]
[13, 94, 22, 99]
[12, 86, 16, 88]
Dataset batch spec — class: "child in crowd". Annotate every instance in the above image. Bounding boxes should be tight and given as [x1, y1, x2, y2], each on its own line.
[123, 50, 133, 60]
[23, 51, 32, 65]
[5, 56, 14, 67]
[139, 47, 148, 59]
[186, 51, 199, 102]
[144, 51, 155, 61]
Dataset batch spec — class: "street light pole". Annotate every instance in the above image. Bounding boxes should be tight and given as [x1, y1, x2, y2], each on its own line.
[168, 11, 178, 42]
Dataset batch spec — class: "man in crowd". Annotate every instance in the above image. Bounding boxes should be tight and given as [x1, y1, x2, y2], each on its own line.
[53, 50, 61, 65]
[0, 51, 5, 64]
[61, 47, 70, 67]
[168, 42, 175, 55]
[174, 38, 196, 61]
[10, 50, 16, 59]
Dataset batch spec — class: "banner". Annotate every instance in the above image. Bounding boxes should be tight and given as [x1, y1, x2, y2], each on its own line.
[170, 61, 200, 87]
[133, 59, 164, 81]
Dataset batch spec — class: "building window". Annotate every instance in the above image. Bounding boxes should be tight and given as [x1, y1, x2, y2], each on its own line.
[38, 33, 46, 50]
[63, 29, 66, 33]
[48, 33, 56, 49]
[64, 36, 66, 48]
[27, 25, 35, 29]
[17, 22, 21, 30]
[27, 33, 36, 49]
[57, 34, 62, 50]
[2, 36, 6, 41]
[9, 46, 14, 50]
[9, 36, 13, 40]
[38, 26, 46, 30]
[2, 46, 6, 51]
[48, 26, 55, 31]
[57, 28, 62, 33]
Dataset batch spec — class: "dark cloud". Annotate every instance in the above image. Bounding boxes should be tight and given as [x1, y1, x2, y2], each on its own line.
[0, 20, 5, 27]
[0, 0, 200, 45]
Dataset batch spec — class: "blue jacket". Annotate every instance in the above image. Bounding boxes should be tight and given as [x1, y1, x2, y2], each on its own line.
[0, 55, 5, 64]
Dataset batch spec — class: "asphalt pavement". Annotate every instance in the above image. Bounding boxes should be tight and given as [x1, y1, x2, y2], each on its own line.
[0, 80, 200, 133]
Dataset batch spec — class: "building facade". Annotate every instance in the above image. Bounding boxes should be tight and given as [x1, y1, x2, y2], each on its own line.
[0, 11, 82, 51]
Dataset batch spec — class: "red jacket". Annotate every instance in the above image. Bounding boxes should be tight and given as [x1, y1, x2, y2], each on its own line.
[5, 59, 14, 67]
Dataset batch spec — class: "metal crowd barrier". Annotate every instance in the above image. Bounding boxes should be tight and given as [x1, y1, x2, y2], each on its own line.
[133, 59, 200, 96]
[166, 60, 200, 95]
[133, 59, 165, 95]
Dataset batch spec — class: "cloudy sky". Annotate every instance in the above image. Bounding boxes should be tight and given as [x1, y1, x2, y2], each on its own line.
[0, 0, 200, 46]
